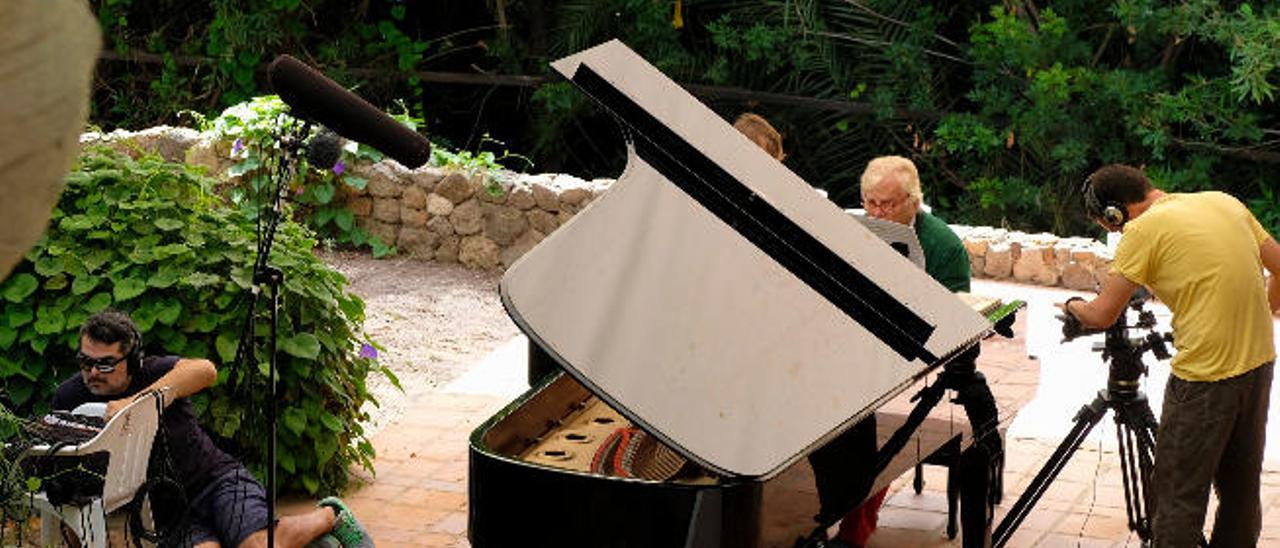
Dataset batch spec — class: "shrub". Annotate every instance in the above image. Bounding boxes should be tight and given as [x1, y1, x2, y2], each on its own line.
[0, 146, 394, 494]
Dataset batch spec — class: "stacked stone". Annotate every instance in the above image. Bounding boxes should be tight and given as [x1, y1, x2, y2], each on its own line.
[80, 126, 1122, 284]
[347, 163, 609, 269]
[954, 226, 1112, 291]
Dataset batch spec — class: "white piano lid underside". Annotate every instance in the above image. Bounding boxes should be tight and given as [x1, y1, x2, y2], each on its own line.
[502, 41, 990, 478]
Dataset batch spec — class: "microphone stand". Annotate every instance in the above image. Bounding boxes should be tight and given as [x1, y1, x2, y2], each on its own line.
[233, 117, 310, 548]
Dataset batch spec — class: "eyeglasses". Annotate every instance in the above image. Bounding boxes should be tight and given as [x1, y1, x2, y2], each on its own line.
[77, 352, 124, 374]
[864, 195, 907, 212]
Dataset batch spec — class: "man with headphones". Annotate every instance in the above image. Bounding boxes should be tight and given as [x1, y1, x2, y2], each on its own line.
[1062, 164, 1280, 547]
[52, 309, 374, 548]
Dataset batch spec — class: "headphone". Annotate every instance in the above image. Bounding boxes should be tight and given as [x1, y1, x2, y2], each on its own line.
[122, 319, 145, 373]
[1081, 174, 1128, 228]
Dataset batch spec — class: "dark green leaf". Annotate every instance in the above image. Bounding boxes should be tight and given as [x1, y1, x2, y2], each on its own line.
[72, 275, 102, 295]
[7, 307, 33, 328]
[113, 277, 147, 301]
[84, 292, 113, 313]
[283, 407, 307, 436]
[343, 176, 367, 190]
[281, 333, 321, 359]
[216, 332, 239, 363]
[157, 298, 182, 325]
[154, 218, 184, 231]
[4, 274, 38, 303]
[148, 266, 183, 288]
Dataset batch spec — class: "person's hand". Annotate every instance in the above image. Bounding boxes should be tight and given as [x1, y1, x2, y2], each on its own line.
[103, 398, 130, 422]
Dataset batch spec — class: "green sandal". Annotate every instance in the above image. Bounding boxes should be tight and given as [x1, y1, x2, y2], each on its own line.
[319, 497, 375, 548]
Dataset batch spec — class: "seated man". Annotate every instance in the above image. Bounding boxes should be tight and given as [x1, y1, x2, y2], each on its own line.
[809, 156, 997, 548]
[52, 309, 373, 548]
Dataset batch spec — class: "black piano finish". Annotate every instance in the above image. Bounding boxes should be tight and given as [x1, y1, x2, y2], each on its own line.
[468, 372, 762, 548]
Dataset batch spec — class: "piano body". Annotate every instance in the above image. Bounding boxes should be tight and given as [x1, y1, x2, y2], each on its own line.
[468, 40, 1006, 547]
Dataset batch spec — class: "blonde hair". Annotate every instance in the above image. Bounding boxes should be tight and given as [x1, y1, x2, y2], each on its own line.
[733, 112, 785, 161]
[860, 155, 922, 202]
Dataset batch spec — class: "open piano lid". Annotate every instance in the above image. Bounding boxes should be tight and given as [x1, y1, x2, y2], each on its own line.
[501, 40, 993, 480]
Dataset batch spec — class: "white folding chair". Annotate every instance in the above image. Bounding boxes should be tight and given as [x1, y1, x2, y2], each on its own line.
[25, 390, 162, 548]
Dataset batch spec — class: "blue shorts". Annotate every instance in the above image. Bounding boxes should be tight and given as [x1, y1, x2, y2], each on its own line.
[183, 467, 269, 547]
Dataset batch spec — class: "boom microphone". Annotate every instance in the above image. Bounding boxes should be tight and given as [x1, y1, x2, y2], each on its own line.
[268, 54, 431, 168]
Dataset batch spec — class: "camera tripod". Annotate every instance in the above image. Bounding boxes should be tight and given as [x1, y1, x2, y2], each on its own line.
[991, 383, 1158, 546]
[992, 296, 1206, 548]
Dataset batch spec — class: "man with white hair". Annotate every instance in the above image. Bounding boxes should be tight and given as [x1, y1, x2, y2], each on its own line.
[809, 156, 991, 548]
[859, 155, 969, 292]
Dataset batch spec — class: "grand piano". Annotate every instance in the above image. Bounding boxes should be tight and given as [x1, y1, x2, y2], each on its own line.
[468, 40, 1016, 547]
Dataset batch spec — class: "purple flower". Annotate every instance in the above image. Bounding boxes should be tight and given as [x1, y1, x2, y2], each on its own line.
[332, 160, 345, 175]
[359, 343, 378, 359]
[232, 138, 244, 155]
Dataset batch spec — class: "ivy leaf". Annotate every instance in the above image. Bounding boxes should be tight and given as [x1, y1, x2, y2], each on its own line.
[4, 274, 38, 303]
[72, 275, 102, 295]
[184, 272, 221, 288]
[33, 306, 66, 335]
[315, 435, 338, 465]
[333, 210, 355, 231]
[7, 383, 33, 406]
[280, 450, 297, 474]
[0, 326, 15, 349]
[148, 266, 183, 288]
[343, 176, 368, 190]
[113, 277, 147, 301]
[283, 407, 307, 436]
[7, 307, 33, 328]
[43, 274, 69, 291]
[311, 183, 336, 205]
[216, 332, 239, 363]
[319, 412, 343, 432]
[157, 298, 182, 325]
[154, 218, 184, 231]
[228, 157, 261, 177]
[84, 292, 113, 314]
[281, 333, 321, 359]
[34, 256, 64, 277]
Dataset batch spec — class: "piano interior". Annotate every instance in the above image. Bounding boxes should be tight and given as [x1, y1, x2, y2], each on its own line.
[481, 371, 721, 485]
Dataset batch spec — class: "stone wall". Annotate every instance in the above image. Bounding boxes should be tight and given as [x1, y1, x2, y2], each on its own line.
[341, 163, 611, 269]
[80, 126, 1114, 287]
[953, 226, 1111, 291]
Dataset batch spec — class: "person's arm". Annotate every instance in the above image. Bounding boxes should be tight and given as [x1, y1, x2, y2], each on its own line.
[1061, 272, 1139, 329]
[104, 358, 217, 420]
[1260, 238, 1280, 313]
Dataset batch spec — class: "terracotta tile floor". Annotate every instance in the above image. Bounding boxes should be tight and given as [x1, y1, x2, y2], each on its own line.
[274, 279, 1280, 547]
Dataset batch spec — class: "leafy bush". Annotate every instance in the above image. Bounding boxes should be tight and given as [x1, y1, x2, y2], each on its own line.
[0, 147, 393, 494]
[200, 95, 396, 258]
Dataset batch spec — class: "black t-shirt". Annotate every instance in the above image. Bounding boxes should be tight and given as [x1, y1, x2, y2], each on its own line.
[52, 355, 240, 495]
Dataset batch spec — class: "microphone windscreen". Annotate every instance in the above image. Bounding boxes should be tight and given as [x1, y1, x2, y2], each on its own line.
[306, 128, 344, 171]
[268, 55, 431, 168]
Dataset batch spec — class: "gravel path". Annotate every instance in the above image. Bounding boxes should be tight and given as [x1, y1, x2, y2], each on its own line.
[318, 250, 520, 435]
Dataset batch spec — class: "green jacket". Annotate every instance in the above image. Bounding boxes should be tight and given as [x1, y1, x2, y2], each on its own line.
[914, 210, 971, 293]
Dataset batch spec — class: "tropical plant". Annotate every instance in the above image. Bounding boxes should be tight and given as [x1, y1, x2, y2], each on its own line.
[0, 146, 392, 494]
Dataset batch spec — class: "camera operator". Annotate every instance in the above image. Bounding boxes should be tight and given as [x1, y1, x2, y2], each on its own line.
[1061, 164, 1280, 547]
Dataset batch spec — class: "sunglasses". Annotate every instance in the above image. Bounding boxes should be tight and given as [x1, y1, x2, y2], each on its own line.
[77, 352, 124, 374]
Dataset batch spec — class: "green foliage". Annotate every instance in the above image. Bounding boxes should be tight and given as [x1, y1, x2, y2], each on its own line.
[0, 147, 393, 494]
[89, 1, 1280, 236]
[202, 96, 397, 257]
[930, 3, 1279, 234]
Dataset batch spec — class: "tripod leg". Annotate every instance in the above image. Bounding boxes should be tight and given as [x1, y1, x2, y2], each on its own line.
[992, 393, 1110, 548]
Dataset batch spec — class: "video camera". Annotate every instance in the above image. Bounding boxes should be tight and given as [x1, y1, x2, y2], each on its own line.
[1058, 289, 1173, 395]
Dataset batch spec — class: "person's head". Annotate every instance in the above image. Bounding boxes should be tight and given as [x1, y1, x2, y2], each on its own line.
[860, 155, 922, 226]
[1081, 164, 1154, 231]
[733, 113, 786, 161]
[77, 309, 142, 396]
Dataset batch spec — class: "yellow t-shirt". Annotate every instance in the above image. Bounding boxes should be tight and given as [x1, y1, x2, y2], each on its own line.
[1111, 192, 1275, 381]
